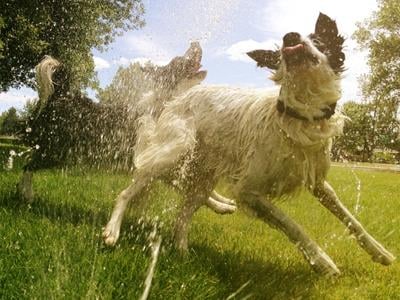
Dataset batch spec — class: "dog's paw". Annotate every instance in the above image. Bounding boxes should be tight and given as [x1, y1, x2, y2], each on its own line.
[175, 243, 189, 257]
[309, 250, 341, 277]
[102, 224, 120, 246]
[173, 233, 189, 255]
[372, 251, 396, 266]
[360, 234, 396, 266]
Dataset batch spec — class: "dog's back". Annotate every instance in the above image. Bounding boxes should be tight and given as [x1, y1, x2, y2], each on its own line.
[137, 83, 340, 197]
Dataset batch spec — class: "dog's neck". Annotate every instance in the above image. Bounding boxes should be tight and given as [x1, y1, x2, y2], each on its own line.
[276, 93, 337, 121]
[275, 64, 341, 121]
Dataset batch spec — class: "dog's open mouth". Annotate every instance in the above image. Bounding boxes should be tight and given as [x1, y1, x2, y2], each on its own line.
[283, 43, 304, 56]
[188, 61, 207, 80]
[282, 43, 318, 68]
[282, 43, 306, 66]
[184, 42, 207, 80]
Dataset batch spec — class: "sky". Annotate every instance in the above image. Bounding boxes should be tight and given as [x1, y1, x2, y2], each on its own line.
[0, 0, 378, 113]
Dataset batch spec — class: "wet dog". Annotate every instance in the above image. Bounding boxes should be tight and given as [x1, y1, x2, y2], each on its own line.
[103, 13, 395, 275]
[18, 43, 236, 214]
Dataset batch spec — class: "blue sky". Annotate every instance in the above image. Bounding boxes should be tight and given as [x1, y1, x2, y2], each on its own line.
[0, 0, 378, 113]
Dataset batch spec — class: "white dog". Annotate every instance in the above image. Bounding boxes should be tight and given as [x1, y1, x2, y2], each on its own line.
[103, 13, 395, 275]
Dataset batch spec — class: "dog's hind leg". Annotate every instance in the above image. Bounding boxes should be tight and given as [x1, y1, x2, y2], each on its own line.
[314, 181, 395, 265]
[173, 167, 216, 253]
[206, 191, 237, 214]
[173, 192, 208, 253]
[210, 191, 236, 206]
[103, 171, 152, 246]
[175, 192, 237, 250]
[241, 193, 340, 276]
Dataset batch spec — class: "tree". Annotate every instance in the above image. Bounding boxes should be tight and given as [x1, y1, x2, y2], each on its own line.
[332, 102, 375, 161]
[0, 16, 4, 59]
[18, 98, 39, 121]
[0, 107, 22, 136]
[0, 0, 145, 92]
[354, 0, 400, 154]
[98, 62, 158, 106]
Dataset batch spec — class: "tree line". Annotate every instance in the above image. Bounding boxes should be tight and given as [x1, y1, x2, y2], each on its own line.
[332, 0, 400, 163]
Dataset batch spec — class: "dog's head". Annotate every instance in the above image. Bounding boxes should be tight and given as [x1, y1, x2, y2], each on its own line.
[132, 42, 207, 117]
[247, 13, 345, 77]
[168, 41, 207, 84]
[142, 42, 207, 96]
[247, 13, 345, 121]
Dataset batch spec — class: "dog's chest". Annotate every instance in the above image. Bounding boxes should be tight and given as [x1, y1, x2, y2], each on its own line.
[234, 138, 329, 198]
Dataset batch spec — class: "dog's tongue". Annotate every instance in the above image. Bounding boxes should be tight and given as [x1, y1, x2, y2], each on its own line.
[283, 44, 304, 55]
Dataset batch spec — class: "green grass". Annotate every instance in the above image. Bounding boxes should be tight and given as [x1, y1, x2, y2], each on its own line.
[0, 164, 399, 299]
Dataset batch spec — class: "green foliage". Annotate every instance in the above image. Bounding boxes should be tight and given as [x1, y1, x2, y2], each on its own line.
[0, 107, 23, 136]
[353, 0, 400, 154]
[0, 165, 399, 299]
[333, 102, 399, 162]
[333, 102, 374, 161]
[0, 101, 40, 139]
[0, 16, 4, 59]
[18, 98, 39, 121]
[0, 0, 145, 92]
[98, 63, 145, 104]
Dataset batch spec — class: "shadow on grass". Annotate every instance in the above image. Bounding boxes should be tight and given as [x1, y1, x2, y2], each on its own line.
[188, 243, 319, 299]
[0, 191, 107, 226]
[1, 186, 320, 299]
[0, 185, 159, 246]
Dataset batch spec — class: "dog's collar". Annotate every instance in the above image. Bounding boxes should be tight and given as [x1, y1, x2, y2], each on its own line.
[276, 100, 336, 121]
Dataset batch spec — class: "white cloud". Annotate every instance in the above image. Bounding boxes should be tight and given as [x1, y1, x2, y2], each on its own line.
[113, 57, 131, 66]
[225, 39, 280, 62]
[93, 56, 111, 70]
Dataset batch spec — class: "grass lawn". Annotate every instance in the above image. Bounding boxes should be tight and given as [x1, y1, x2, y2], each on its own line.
[0, 161, 399, 299]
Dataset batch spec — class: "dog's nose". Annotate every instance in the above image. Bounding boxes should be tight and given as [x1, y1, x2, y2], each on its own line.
[283, 32, 301, 47]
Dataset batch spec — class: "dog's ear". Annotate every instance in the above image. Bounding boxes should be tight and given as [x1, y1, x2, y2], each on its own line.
[247, 50, 280, 70]
[315, 13, 339, 38]
[314, 13, 345, 73]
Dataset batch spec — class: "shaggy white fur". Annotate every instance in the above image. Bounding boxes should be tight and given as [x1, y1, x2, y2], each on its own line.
[103, 14, 395, 275]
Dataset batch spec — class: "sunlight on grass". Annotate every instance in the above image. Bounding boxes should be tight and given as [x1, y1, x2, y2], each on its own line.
[0, 166, 399, 299]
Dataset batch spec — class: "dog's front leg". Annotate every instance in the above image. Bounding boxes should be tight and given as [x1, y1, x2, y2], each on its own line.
[103, 175, 150, 246]
[241, 193, 340, 276]
[314, 181, 395, 265]
[17, 170, 34, 203]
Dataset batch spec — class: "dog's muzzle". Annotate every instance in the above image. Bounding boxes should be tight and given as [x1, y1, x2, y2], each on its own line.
[282, 32, 317, 67]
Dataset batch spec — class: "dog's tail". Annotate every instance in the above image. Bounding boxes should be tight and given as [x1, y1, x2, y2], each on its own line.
[35, 55, 61, 114]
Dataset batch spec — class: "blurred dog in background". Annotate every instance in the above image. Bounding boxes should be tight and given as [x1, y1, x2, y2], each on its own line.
[18, 42, 236, 215]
